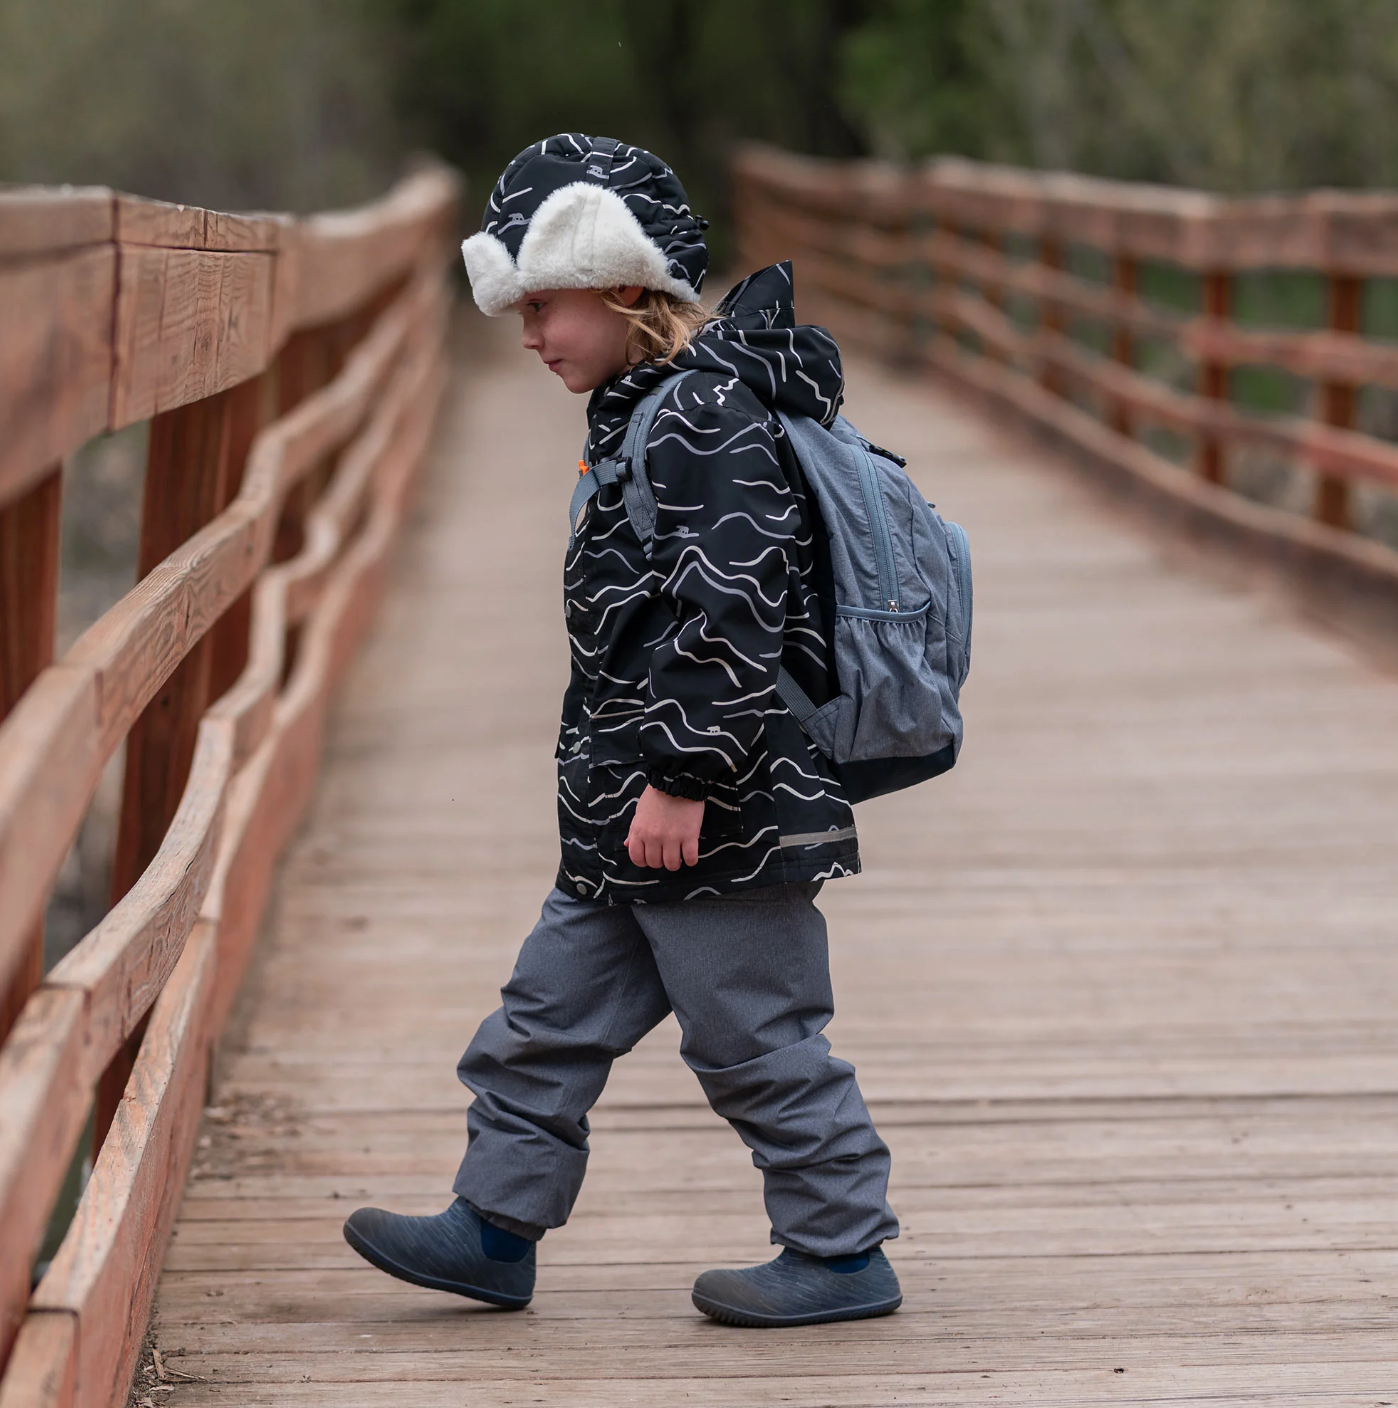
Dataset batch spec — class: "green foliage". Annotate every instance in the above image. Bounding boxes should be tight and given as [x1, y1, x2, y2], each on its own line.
[0, 0, 402, 211]
[837, 0, 1398, 193]
[839, 0, 1005, 160]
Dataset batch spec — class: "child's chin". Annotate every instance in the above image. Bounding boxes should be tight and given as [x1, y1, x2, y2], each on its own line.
[557, 368, 596, 394]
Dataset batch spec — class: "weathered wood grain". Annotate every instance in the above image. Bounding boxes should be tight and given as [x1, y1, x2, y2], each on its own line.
[49, 718, 233, 1078]
[0, 187, 112, 257]
[205, 373, 279, 708]
[0, 989, 87, 1366]
[147, 1245, 1398, 1320]
[0, 468, 62, 720]
[110, 247, 275, 428]
[0, 1313, 76, 1408]
[0, 267, 434, 1008]
[34, 924, 216, 1408]
[0, 323, 443, 1292]
[0, 165, 456, 1403]
[114, 194, 282, 254]
[110, 387, 250, 912]
[0, 249, 114, 508]
[0, 667, 102, 998]
[0, 466, 61, 1038]
[148, 1374, 1398, 1407]
[0, 282, 447, 1408]
[113, 195, 204, 251]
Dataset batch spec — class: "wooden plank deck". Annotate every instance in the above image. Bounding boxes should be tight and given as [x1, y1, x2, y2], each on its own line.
[146, 313, 1398, 1407]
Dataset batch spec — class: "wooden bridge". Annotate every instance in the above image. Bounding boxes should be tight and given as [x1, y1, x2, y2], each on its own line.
[3, 148, 1398, 1406]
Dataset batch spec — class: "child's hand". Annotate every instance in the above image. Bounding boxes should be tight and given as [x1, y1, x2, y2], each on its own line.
[626, 785, 704, 870]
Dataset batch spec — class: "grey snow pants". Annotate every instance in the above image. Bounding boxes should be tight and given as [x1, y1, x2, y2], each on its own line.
[453, 882, 898, 1259]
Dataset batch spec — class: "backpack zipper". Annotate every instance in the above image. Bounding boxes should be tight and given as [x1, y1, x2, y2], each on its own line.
[854, 446, 901, 611]
[945, 518, 973, 648]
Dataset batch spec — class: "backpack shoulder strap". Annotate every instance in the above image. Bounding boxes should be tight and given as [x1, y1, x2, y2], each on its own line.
[569, 368, 696, 556]
[774, 667, 820, 727]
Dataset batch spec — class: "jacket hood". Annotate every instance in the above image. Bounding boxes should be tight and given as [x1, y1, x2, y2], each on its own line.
[586, 262, 845, 456]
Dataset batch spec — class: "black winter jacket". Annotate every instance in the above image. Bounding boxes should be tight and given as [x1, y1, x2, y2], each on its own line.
[556, 263, 861, 903]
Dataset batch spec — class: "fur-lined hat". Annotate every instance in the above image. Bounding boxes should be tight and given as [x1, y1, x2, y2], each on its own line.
[461, 134, 708, 316]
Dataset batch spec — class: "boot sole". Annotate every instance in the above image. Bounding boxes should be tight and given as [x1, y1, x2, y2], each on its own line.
[343, 1222, 532, 1309]
[691, 1291, 901, 1328]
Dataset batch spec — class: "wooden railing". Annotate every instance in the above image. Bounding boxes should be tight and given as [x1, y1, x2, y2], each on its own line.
[733, 146, 1398, 613]
[0, 165, 459, 1406]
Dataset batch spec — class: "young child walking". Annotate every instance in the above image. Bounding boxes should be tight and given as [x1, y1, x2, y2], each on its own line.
[344, 134, 901, 1328]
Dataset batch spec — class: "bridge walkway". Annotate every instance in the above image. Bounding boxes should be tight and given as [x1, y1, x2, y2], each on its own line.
[147, 313, 1398, 1406]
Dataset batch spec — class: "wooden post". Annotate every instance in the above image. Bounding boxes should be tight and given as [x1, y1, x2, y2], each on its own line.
[95, 375, 266, 1147]
[1109, 255, 1139, 436]
[930, 219, 958, 349]
[1037, 235, 1064, 394]
[207, 375, 276, 705]
[1315, 273, 1362, 529]
[0, 466, 62, 1042]
[979, 227, 1005, 364]
[271, 329, 334, 564]
[1196, 270, 1231, 484]
[885, 212, 915, 364]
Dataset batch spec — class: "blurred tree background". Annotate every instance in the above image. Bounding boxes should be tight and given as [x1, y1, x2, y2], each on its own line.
[0, 0, 403, 213]
[841, 0, 1398, 191]
[378, 0, 868, 262]
[9, 0, 1398, 244]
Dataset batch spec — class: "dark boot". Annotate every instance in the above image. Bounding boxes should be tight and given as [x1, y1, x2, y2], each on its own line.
[692, 1247, 901, 1328]
[343, 1197, 535, 1308]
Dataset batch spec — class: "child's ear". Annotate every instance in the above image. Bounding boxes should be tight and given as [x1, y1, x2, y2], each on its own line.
[616, 285, 644, 308]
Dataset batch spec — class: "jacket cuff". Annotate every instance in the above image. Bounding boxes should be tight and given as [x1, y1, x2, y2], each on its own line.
[646, 767, 709, 802]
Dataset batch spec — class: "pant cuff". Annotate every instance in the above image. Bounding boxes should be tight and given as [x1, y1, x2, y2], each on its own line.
[463, 1200, 546, 1243]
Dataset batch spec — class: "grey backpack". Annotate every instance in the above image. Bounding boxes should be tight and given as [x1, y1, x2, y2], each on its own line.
[572, 371, 972, 804]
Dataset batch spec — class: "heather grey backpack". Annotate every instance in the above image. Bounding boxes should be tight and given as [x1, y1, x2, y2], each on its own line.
[571, 371, 972, 804]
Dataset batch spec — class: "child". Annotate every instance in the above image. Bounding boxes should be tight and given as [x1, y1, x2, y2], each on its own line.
[344, 134, 900, 1328]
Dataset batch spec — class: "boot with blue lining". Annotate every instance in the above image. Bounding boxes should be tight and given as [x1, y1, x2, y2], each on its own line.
[692, 1246, 901, 1328]
[343, 1197, 535, 1308]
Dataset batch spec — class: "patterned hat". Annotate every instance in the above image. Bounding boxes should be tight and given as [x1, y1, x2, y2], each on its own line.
[461, 134, 708, 316]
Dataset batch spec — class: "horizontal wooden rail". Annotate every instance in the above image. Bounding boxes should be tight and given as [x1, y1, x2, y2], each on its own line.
[734, 145, 1398, 609]
[737, 145, 1398, 273]
[0, 166, 456, 510]
[0, 165, 458, 1408]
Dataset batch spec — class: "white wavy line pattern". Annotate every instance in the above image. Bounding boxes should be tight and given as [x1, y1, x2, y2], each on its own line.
[554, 273, 859, 901]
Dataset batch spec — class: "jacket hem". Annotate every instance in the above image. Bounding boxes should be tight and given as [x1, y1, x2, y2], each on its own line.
[556, 848, 861, 906]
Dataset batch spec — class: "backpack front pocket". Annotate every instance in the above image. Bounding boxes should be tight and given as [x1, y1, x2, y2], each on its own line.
[833, 608, 956, 761]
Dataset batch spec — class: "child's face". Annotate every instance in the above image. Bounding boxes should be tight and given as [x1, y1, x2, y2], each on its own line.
[516, 287, 642, 394]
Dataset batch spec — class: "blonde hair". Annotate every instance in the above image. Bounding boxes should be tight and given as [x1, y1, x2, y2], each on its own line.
[602, 287, 710, 366]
